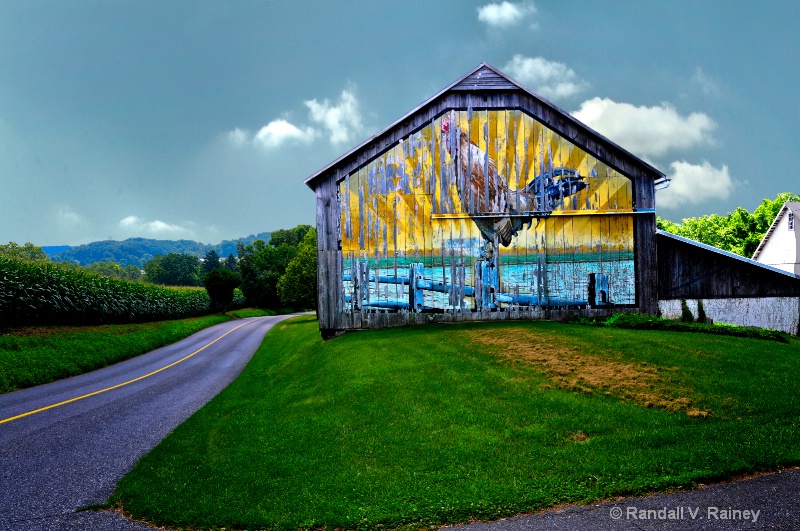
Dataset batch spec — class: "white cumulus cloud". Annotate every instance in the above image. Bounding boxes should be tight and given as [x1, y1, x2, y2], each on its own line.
[227, 87, 363, 150]
[119, 216, 194, 239]
[477, 1, 535, 27]
[658, 161, 733, 209]
[573, 97, 717, 158]
[254, 119, 316, 149]
[304, 89, 363, 145]
[503, 55, 588, 100]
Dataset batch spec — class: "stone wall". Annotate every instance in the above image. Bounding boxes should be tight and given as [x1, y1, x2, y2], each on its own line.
[659, 297, 800, 335]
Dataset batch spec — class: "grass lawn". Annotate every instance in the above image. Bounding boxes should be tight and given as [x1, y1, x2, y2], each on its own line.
[107, 316, 800, 530]
[0, 314, 234, 393]
[226, 308, 277, 319]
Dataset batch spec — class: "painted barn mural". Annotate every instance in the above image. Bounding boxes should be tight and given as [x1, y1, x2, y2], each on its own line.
[337, 109, 636, 313]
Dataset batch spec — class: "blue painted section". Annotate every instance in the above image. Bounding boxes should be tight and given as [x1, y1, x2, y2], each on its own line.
[525, 167, 588, 210]
[495, 294, 588, 307]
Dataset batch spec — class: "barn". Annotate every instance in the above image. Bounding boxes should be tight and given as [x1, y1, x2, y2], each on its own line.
[305, 63, 676, 337]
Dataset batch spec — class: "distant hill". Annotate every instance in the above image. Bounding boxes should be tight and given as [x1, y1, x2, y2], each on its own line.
[47, 232, 272, 268]
[41, 245, 71, 256]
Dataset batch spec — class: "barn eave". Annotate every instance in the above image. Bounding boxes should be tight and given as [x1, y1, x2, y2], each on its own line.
[304, 62, 665, 191]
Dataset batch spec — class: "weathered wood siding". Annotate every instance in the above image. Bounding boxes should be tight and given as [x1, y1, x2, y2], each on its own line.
[310, 65, 662, 335]
[657, 231, 800, 299]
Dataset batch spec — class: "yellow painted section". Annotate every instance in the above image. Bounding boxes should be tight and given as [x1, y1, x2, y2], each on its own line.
[339, 110, 634, 256]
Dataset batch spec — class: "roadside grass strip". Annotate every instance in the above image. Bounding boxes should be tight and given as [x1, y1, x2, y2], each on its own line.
[226, 308, 277, 319]
[0, 318, 261, 424]
[0, 315, 230, 393]
[108, 317, 800, 530]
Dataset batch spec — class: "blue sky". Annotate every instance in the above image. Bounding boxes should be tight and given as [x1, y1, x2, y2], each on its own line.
[1, 1, 798, 246]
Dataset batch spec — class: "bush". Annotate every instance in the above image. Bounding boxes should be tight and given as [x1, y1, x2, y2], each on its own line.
[594, 312, 789, 343]
[203, 269, 242, 312]
[696, 300, 708, 324]
[680, 299, 694, 323]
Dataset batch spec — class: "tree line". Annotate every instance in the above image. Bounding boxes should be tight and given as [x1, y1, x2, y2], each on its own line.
[6, 190, 794, 314]
[657, 192, 798, 258]
[1, 223, 318, 312]
[47, 232, 272, 268]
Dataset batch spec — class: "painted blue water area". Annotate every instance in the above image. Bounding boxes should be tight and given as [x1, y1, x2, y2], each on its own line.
[342, 258, 635, 310]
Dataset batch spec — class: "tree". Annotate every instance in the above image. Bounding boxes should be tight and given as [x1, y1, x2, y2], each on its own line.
[142, 255, 164, 283]
[0, 242, 48, 261]
[277, 228, 317, 309]
[223, 253, 237, 272]
[202, 249, 221, 276]
[237, 243, 297, 307]
[268, 225, 312, 247]
[123, 264, 142, 281]
[86, 261, 125, 278]
[143, 253, 201, 286]
[657, 192, 800, 257]
[203, 268, 242, 312]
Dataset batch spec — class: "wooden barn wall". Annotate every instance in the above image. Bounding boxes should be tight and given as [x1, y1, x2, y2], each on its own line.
[657, 233, 800, 299]
[314, 99, 661, 333]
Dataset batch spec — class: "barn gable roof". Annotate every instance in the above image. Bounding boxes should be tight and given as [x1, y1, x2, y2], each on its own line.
[304, 62, 666, 191]
[752, 201, 800, 260]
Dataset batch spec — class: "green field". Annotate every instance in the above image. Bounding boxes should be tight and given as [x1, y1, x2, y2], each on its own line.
[106, 316, 800, 530]
[0, 314, 235, 393]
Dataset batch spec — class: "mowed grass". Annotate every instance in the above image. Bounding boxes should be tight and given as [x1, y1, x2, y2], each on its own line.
[226, 308, 277, 319]
[0, 314, 231, 393]
[108, 317, 800, 530]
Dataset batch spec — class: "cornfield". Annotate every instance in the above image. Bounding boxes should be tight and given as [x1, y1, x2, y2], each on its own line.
[0, 257, 244, 327]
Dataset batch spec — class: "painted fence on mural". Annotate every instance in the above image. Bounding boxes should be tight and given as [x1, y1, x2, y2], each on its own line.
[337, 109, 637, 313]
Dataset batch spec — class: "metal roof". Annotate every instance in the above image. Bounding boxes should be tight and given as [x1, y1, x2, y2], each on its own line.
[658, 229, 800, 280]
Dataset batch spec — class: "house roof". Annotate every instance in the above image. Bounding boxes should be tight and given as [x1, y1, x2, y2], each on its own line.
[752, 201, 800, 260]
[304, 62, 666, 190]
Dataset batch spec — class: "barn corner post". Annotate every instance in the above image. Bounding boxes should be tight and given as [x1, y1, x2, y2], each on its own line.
[315, 172, 342, 339]
[634, 171, 659, 316]
[306, 63, 666, 336]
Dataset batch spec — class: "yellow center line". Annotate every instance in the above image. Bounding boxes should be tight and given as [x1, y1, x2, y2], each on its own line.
[0, 318, 262, 425]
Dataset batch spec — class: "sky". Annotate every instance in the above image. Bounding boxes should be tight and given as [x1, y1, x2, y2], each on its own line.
[1, 1, 798, 246]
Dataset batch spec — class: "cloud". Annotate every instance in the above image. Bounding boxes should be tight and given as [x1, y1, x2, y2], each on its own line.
[572, 97, 717, 158]
[477, 1, 535, 27]
[658, 161, 733, 209]
[119, 216, 195, 239]
[227, 127, 249, 146]
[304, 89, 363, 145]
[254, 119, 316, 149]
[691, 66, 720, 96]
[227, 87, 362, 150]
[503, 55, 588, 100]
[56, 206, 85, 228]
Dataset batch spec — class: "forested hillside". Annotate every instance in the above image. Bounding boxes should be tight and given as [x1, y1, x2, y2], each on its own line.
[46, 232, 272, 267]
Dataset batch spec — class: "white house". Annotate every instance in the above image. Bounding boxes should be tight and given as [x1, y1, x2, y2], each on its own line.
[752, 202, 800, 274]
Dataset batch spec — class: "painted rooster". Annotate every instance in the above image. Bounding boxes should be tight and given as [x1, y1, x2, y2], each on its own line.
[441, 112, 587, 247]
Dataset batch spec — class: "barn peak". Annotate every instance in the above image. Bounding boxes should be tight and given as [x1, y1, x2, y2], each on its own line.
[304, 62, 664, 191]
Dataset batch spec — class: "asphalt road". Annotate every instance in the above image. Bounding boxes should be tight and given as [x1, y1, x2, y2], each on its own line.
[0, 314, 297, 531]
[2, 315, 797, 530]
[454, 468, 800, 531]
